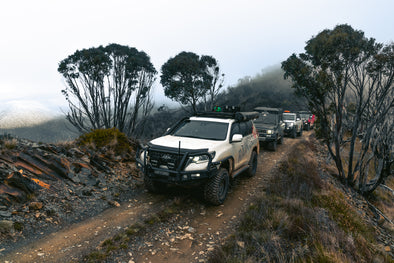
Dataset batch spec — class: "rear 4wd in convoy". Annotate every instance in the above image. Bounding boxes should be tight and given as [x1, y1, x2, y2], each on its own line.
[253, 107, 284, 151]
[283, 111, 303, 138]
[136, 107, 260, 205]
[298, 111, 315, 130]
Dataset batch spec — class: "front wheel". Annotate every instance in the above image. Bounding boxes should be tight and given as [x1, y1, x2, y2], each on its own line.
[292, 129, 297, 138]
[298, 126, 303, 137]
[144, 175, 167, 194]
[204, 168, 230, 205]
[269, 141, 277, 151]
[278, 135, 283, 144]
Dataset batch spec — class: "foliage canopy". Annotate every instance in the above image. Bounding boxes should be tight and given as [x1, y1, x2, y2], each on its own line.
[58, 44, 156, 136]
[160, 51, 223, 113]
[282, 24, 393, 194]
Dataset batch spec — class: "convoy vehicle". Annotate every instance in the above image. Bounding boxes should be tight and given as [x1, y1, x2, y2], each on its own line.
[283, 111, 303, 138]
[298, 111, 315, 130]
[136, 107, 260, 205]
[253, 107, 284, 151]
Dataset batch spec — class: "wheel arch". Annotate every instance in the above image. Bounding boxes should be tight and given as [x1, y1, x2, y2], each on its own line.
[218, 157, 234, 176]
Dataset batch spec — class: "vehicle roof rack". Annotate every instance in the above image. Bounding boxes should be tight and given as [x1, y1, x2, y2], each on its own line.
[194, 111, 259, 121]
[254, 107, 282, 113]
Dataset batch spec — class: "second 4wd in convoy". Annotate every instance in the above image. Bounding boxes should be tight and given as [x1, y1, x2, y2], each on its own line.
[253, 107, 284, 151]
[136, 106, 260, 205]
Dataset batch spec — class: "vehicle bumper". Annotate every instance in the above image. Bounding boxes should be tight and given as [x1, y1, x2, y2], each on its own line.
[284, 127, 296, 136]
[136, 145, 219, 185]
[258, 134, 277, 143]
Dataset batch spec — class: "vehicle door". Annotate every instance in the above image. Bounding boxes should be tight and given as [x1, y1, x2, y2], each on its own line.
[239, 121, 255, 166]
[230, 122, 244, 170]
[278, 113, 285, 137]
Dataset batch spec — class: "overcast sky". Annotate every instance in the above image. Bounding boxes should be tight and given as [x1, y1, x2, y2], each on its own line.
[0, 0, 393, 113]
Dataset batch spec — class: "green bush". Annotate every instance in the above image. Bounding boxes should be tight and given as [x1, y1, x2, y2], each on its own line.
[77, 128, 131, 155]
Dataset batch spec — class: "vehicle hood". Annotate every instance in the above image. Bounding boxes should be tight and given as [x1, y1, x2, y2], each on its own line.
[149, 135, 224, 152]
[254, 123, 276, 130]
[283, 120, 295, 123]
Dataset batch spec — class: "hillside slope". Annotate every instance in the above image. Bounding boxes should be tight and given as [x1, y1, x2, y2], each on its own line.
[0, 132, 392, 262]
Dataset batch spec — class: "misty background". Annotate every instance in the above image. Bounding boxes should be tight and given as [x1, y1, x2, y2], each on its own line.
[0, 0, 393, 142]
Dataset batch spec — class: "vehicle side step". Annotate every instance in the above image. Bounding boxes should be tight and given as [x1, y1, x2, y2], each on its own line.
[232, 165, 249, 178]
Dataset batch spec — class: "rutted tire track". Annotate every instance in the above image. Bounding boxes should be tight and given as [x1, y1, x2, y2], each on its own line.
[2, 133, 310, 263]
[131, 134, 304, 263]
[2, 192, 176, 262]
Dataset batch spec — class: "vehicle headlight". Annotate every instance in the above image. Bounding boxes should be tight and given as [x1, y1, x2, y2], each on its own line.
[139, 150, 147, 161]
[190, 155, 209, 164]
[190, 151, 215, 163]
[288, 123, 294, 127]
[137, 150, 148, 168]
[267, 130, 273, 134]
[185, 152, 215, 171]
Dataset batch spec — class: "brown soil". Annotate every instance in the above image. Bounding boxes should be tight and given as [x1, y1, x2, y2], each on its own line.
[2, 133, 309, 263]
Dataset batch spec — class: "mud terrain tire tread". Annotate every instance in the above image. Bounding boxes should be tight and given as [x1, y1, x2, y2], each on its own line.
[204, 168, 229, 205]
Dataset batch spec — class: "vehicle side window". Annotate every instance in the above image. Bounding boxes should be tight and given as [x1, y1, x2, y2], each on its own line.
[240, 121, 252, 136]
[230, 122, 241, 137]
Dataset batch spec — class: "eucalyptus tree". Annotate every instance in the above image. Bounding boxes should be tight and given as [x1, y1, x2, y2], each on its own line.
[160, 51, 224, 114]
[58, 44, 156, 136]
[200, 55, 225, 111]
[282, 24, 393, 194]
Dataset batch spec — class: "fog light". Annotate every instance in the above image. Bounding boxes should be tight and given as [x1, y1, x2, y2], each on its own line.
[191, 173, 200, 178]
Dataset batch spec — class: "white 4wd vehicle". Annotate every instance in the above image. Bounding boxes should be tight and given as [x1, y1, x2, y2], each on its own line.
[283, 112, 303, 138]
[136, 111, 260, 205]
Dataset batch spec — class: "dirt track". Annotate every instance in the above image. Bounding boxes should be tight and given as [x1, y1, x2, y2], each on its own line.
[2, 133, 309, 262]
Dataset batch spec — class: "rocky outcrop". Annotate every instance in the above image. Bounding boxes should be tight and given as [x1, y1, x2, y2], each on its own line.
[0, 136, 142, 248]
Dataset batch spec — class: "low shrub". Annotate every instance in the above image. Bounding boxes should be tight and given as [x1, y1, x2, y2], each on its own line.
[77, 128, 131, 156]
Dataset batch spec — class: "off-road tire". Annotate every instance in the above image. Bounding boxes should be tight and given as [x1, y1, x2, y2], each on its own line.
[306, 124, 310, 131]
[269, 141, 277, 151]
[204, 168, 229, 205]
[278, 135, 283, 144]
[292, 128, 297, 138]
[246, 150, 258, 175]
[144, 175, 167, 193]
[298, 126, 303, 137]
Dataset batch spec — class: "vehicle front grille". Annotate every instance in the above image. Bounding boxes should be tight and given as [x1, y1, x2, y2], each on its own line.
[148, 150, 181, 170]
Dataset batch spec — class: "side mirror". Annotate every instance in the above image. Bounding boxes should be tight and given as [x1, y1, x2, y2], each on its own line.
[232, 134, 243, 142]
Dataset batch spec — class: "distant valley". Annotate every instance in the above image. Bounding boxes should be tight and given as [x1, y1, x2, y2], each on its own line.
[0, 100, 78, 143]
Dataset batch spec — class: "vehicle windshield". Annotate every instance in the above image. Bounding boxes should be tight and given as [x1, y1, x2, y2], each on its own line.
[256, 113, 276, 124]
[171, 120, 229, 140]
[283, 113, 296, 121]
[300, 113, 310, 119]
